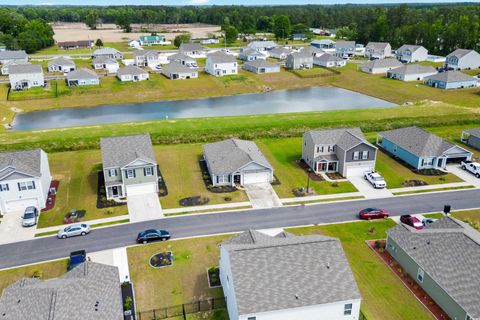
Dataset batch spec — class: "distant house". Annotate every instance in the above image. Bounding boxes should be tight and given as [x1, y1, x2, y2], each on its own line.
[0, 50, 28, 65]
[268, 47, 292, 60]
[302, 128, 377, 177]
[203, 139, 273, 186]
[313, 53, 346, 68]
[445, 49, 480, 70]
[161, 62, 198, 80]
[205, 51, 238, 77]
[128, 40, 141, 48]
[0, 262, 123, 320]
[58, 40, 94, 50]
[167, 53, 197, 68]
[291, 33, 307, 41]
[92, 57, 119, 73]
[139, 35, 166, 46]
[92, 47, 123, 60]
[179, 43, 205, 58]
[335, 41, 356, 58]
[302, 46, 325, 57]
[66, 68, 100, 86]
[424, 71, 477, 89]
[395, 45, 428, 63]
[9, 64, 44, 90]
[386, 64, 437, 81]
[311, 39, 336, 49]
[133, 50, 160, 68]
[361, 58, 403, 74]
[220, 230, 362, 320]
[1, 61, 31, 75]
[47, 57, 76, 73]
[377, 126, 472, 170]
[286, 51, 313, 70]
[386, 216, 480, 320]
[461, 128, 480, 151]
[0, 149, 51, 214]
[247, 41, 277, 53]
[238, 47, 266, 61]
[117, 65, 149, 82]
[364, 42, 392, 59]
[200, 38, 220, 44]
[243, 60, 280, 74]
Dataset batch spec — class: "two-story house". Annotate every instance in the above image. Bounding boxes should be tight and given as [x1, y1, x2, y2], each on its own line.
[205, 51, 238, 77]
[335, 41, 356, 58]
[302, 128, 378, 177]
[395, 45, 428, 63]
[8, 64, 44, 90]
[100, 134, 159, 200]
[0, 149, 52, 214]
[445, 49, 480, 70]
[364, 42, 392, 59]
[133, 50, 160, 68]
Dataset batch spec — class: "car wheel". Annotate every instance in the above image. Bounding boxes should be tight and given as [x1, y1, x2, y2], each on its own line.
[61, 235, 67, 239]
[143, 240, 147, 244]
[462, 166, 466, 170]
[476, 173, 480, 178]
[81, 232, 86, 236]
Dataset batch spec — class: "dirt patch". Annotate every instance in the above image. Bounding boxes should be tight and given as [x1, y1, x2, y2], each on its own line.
[63, 209, 86, 224]
[149, 252, 173, 268]
[402, 180, 428, 187]
[326, 172, 345, 180]
[179, 196, 210, 207]
[412, 168, 448, 176]
[296, 159, 323, 181]
[207, 267, 221, 288]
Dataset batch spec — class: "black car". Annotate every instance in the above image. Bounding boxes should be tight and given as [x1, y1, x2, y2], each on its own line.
[137, 229, 170, 244]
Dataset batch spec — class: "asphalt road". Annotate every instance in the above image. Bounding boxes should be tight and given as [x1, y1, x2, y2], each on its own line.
[0, 189, 479, 270]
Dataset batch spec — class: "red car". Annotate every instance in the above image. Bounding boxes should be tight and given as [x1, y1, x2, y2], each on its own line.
[400, 215, 424, 230]
[358, 208, 389, 220]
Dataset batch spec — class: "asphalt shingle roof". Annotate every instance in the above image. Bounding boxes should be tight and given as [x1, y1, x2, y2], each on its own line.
[8, 64, 42, 74]
[447, 49, 477, 59]
[240, 47, 265, 57]
[0, 50, 27, 60]
[389, 64, 437, 76]
[362, 58, 403, 70]
[93, 47, 120, 56]
[100, 134, 156, 168]
[48, 57, 75, 67]
[465, 127, 480, 138]
[335, 41, 355, 48]
[66, 68, 99, 81]
[92, 56, 118, 65]
[206, 51, 236, 64]
[203, 139, 272, 175]
[221, 231, 361, 315]
[117, 65, 148, 77]
[163, 61, 195, 74]
[425, 71, 475, 83]
[133, 49, 158, 57]
[167, 52, 195, 62]
[304, 128, 374, 150]
[269, 47, 292, 56]
[247, 41, 277, 49]
[397, 44, 424, 53]
[0, 149, 42, 179]
[244, 59, 278, 69]
[179, 43, 203, 52]
[289, 51, 312, 59]
[366, 42, 390, 50]
[315, 53, 343, 62]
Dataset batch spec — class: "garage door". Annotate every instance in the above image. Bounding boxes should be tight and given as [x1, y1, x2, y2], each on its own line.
[126, 183, 157, 196]
[5, 198, 39, 213]
[346, 164, 374, 177]
[243, 171, 271, 185]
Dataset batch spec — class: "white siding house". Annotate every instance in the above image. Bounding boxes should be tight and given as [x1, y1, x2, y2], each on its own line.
[9, 64, 44, 90]
[386, 64, 437, 81]
[47, 57, 76, 73]
[445, 49, 480, 70]
[205, 52, 237, 77]
[395, 45, 428, 63]
[92, 57, 119, 73]
[0, 50, 28, 65]
[117, 65, 149, 82]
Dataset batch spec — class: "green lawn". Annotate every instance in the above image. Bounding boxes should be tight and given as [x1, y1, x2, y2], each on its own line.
[257, 138, 357, 198]
[451, 209, 480, 230]
[289, 66, 339, 78]
[288, 220, 434, 320]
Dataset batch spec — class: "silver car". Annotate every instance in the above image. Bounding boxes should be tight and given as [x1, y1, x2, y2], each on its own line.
[22, 206, 38, 227]
[57, 223, 91, 239]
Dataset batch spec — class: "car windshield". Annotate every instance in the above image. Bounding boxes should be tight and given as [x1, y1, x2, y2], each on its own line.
[24, 212, 35, 219]
[373, 176, 384, 181]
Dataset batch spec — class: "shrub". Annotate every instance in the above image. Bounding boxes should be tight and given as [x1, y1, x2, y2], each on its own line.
[31, 269, 43, 278]
[374, 239, 386, 249]
[331, 182, 339, 187]
[378, 248, 385, 254]
[124, 296, 133, 311]
[224, 196, 232, 202]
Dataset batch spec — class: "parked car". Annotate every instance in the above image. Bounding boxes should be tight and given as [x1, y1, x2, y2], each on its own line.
[400, 215, 424, 230]
[364, 171, 387, 189]
[68, 250, 86, 271]
[22, 206, 38, 227]
[137, 229, 171, 244]
[358, 208, 389, 220]
[461, 161, 480, 178]
[422, 218, 438, 226]
[57, 223, 91, 239]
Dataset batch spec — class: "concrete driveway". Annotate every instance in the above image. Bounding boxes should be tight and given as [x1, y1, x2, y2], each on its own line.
[0, 210, 36, 244]
[349, 175, 393, 199]
[447, 164, 480, 187]
[127, 193, 163, 223]
[244, 183, 282, 209]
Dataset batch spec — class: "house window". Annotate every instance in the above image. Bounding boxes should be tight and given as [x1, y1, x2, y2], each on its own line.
[0, 183, 9, 192]
[422, 158, 434, 167]
[217, 175, 229, 183]
[144, 167, 153, 176]
[393, 145, 397, 153]
[108, 169, 117, 177]
[417, 268, 424, 283]
[362, 151, 369, 160]
[328, 146, 334, 152]
[344, 303, 353, 316]
[18, 181, 35, 191]
[247, 317, 256, 320]
[466, 315, 473, 320]
[353, 151, 360, 160]
[126, 169, 135, 179]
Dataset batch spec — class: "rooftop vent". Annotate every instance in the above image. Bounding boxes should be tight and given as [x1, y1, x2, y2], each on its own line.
[295, 294, 299, 300]
[326, 262, 330, 269]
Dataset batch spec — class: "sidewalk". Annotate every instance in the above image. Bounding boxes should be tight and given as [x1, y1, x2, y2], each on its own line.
[163, 202, 251, 215]
[35, 214, 130, 234]
[281, 192, 363, 204]
[389, 182, 472, 194]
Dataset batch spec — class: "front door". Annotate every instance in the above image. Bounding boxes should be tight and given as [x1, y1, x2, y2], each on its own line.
[316, 162, 327, 172]
[112, 186, 119, 197]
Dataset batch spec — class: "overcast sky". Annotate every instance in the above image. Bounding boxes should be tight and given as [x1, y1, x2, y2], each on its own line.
[2, 0, 479, 6]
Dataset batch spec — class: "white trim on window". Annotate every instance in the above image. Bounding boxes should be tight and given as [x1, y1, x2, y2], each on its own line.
[362, 151, 369, 160]
[126, 169, 135, 179]
[145, 167, 153, 176]
[353, 151, 360, 161]
[109, 169, 117, 177]
[344, 303, 353, 316]
[0, 183, 9, 192]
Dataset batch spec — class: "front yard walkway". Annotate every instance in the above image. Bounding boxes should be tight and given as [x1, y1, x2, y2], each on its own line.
[127, 193, 163, 222]
[244, 183, 282, 208]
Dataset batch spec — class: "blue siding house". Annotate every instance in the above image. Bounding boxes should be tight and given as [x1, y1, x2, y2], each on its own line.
[424, 71, 477, 89]
[377, 126, 472, 170]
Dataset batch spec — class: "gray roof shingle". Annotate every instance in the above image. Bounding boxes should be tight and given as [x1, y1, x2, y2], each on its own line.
[133, 49, 158, 57]
[388, 64, 436, 76]
[92, 56, 118, 65]
[206, 51, 237, 64]
[66, 68, 99, 81]
[425, 71, 475, 83]
[304, 128, 374, 150]
[366, 42, 390, 50]
[0, 149, 42, 179]
[100, 134, 156, 168]
[244, 59, 279, 69]
[8, 64, 42, 75]
[0, 50, 27, 60]
[315, 53, 343, 63]
[447, 49, 477, 59]
[93, 47, 121, 56]
[335, 41, 355, 48]
[465, 127, 480, 138]
[163, 61, 196, 74]
[179, 43, 203, 52]
[397, 44, 425, 53]
[117, 65, 148, 77]
[48, 57, 75, 67]
[362, 58, 403, 70]
[167, 52, 195, 62]
[269, 47, 292, 56]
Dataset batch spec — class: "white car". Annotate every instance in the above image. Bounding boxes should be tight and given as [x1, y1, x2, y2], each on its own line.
[364, 171, 387, 189]
[461, 161, 480, 178]
[57, 223, 91, 239]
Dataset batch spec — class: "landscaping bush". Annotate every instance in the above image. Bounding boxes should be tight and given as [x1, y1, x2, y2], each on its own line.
[124, 296, 133, 311]
[374, 239, 386, 249]
[224, 196, 232, 202]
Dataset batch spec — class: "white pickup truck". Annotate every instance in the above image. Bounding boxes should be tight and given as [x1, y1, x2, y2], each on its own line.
[461, 161, 480, 178]
[364, 171, 387, 189]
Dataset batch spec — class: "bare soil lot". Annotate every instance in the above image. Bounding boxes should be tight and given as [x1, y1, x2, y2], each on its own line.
[52, 22, 221, 42]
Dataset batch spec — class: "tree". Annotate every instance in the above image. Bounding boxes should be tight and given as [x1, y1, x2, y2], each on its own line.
[273, 15, 291, 39]
[95, 38, 103, 47]
[221, 17, 230, 31]
[256, 16, 273, 32]
[225, 26, 238, 44]
[116, 13, 132, 33]
[174, 33, 191, 48]
[241, 15, 256, 34]
[85, 11, 98, 30]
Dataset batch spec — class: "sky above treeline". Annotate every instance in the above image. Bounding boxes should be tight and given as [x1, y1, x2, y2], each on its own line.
[1, 0, 479, 6]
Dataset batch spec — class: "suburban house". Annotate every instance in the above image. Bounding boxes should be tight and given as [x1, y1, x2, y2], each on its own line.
[200, 38, 220, 44]
[220, 230, 362, 320]
[58, 40, 94, 50]
[461, 128, 480, 150]
[286, 51, 313, 70]
[117, 65, 149, 82]
[335, 41, 356, 58]
[179, 43, 205, 58]
[247, 41, 277, 53]
[133, 50, 160, 68]
[205, 51, 238, 77]
[445, 49, 480, 70]
[161, 62, 198, 80]
[167, 52, 198, 68]
[361, 58, 403, 74]
[302, 128, 377, 177]
[128, 40, 141, 48]
[47, 57, 76, 73]
[139, 35, 166, 46]
[314, 53, 346, 68]
[8, 64, 44, 90]
[92, 56, 119, 73]
[364, 42, 392, 59]
[424, 71, 477, 89]
[0, 262, 123, 320]
[243, 59, 280, 74]
[0, 50, 28, 65]
[92, 47, 123, 60]
[203, 139, 273, 186]
[0, 149, 51, 214]
[395, 45, 428, 63]
[386, 216, 480, 320]
[386, 64, 437, 81]
[66, 68, 100, 86]
[1, 61, 31, 75]
[268, 47, 292, 60]
[100, 134, 159, 200]
[239, 47, 266, 61]
[302, 46, 325, 57]
[291, 33, 307, 41]
[377, 126, 472, 170]
[311, 39, 336, 49]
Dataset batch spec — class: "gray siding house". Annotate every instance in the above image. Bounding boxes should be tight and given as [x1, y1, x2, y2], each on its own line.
[335, 41, 356, 58]
[268, 47, 292, 60]
[313, 53, 346, 68]
[66, 68, 100, 86]
[445, 49, 480, 70]
[243, 60, 280, 74]
[386, 64, 437, 81]
[386, 217, 480, 320]
[285, 51, 313, 70]
[302, 128, 377, 177]
[461, 128, 480, 151]
[162, 62, 198, 80]
[395, 45, 428, 63]
[167, 52, 197, 68]
[361, 58, 403, 74]
[47, 57, 76, 73]
[238, 47, 266, 61]
[364, 42, 392, 59]
[92, 47, 123, 60]
[203, 139, 273, 186]
[100, 134, 159, 199]
[424, 71, 477, 89]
